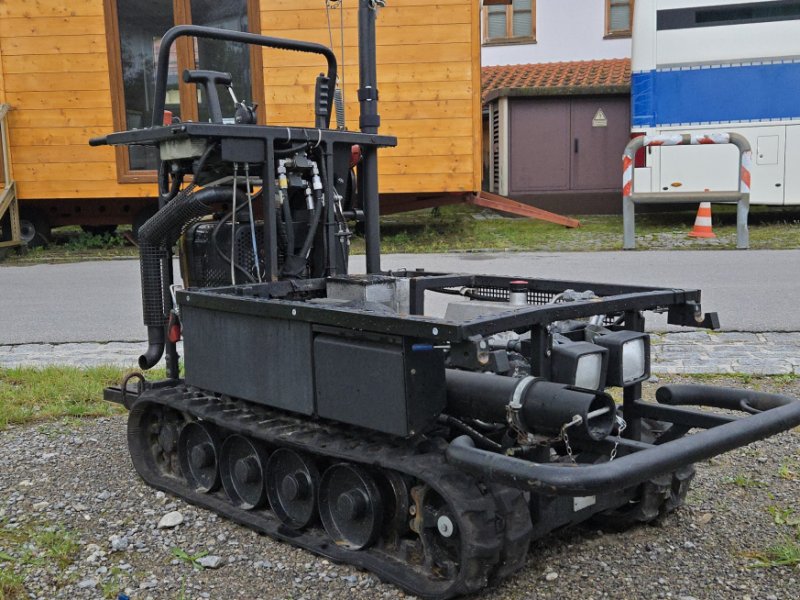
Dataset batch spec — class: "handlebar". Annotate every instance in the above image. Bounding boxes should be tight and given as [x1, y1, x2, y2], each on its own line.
[151, 25, 337, 128]
[182, 69, 233, 124]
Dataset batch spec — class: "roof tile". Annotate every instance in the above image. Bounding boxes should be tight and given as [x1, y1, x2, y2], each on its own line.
[482, 58, 631, 102]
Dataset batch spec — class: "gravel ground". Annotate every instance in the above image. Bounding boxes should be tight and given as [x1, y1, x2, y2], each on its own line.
[1, 377, 799, 600]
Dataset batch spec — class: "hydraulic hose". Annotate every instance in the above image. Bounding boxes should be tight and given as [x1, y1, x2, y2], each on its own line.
[300, 185, 324, 260]
[137, 185, 246, 369]
[281, 160, 325, 278]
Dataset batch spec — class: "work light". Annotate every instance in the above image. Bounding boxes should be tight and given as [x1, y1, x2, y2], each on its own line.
[595, 330, 650, 386]
[551, 341, 608, 390]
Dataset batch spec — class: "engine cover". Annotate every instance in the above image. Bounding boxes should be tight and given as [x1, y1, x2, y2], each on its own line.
[180, 220, 269, 288]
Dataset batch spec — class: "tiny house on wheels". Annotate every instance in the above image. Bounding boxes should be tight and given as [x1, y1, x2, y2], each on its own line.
[0, 0, 482, 245]
[631, 0, 800, 205]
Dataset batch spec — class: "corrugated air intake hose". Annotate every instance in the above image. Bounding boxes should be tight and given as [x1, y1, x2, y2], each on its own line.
[137, 184, 247, 369]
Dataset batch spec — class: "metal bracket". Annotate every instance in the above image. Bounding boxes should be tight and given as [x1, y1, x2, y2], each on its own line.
[667, 302, 720, 330]
[505, 376, 538, 444]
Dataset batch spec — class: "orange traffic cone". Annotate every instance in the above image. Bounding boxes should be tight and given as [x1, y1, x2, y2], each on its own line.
[688, 202, 716, 238]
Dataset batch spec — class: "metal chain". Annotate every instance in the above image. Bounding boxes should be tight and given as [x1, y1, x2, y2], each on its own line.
[560, 414, 583, 465]
[608, 415, 627, 462]
[560, 413, 627, 464]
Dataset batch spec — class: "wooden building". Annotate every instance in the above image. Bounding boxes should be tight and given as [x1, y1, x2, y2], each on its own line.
[0, 0, 481, 243]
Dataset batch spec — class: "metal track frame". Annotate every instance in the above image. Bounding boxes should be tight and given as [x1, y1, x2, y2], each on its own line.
[125, 386, 533, 599]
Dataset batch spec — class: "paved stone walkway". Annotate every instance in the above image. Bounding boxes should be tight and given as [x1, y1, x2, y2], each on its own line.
[2, 332, 799, 375]
[651, 331, 800, 375]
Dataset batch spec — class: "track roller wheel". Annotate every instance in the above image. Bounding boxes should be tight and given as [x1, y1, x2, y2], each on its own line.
[376, 470, 411, 538]
[590, 417, 697, 531]
[178, 422, 221, 493]
[319, 463, 383, 550]
[412, 485, 463, 580]
[220, 435, 269, 510]
[265, 449, 319, 529]
[128, 401, 184, 478]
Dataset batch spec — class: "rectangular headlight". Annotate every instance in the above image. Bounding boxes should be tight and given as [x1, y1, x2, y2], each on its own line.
[551, 341, 608, 390]
[595, 330, 650, 387]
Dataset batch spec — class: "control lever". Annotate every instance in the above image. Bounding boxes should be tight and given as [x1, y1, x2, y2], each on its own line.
[226, 86, 258, 125]
[182, 69, 232, 124]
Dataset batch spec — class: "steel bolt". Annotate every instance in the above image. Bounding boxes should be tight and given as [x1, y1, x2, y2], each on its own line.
[191, 443, 214, 469]
[437, 515, 455, 538]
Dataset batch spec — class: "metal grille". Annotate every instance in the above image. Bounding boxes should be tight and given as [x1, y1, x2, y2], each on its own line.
[471, 286, 555, 306]
[184, 222, 272, 288]
[471, 285, 620, 325]
[490, 102, 501, 193]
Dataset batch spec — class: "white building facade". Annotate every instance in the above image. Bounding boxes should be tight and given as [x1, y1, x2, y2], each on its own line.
[482, 0, 634, 65]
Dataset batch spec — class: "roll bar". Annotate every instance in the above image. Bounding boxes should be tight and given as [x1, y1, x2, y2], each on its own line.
[151, 25, 338, 128]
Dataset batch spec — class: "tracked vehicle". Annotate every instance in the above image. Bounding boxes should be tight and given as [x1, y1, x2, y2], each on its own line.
[91, 2, 800, 598]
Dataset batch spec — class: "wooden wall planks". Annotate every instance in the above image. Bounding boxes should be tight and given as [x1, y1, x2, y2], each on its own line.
[260, 0, 481, 194]
[0, 0, 150, 199]
[1, 0, 479, 201]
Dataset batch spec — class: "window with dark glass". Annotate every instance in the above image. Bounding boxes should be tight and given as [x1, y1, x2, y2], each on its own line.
[483, 0, 536, 43]
[658, 0, 800, 30]
[105, 0, 260, 181]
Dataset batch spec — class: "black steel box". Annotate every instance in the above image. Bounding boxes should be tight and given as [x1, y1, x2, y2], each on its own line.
[181, 305, 315, 415]
[313, 332, 446, 437]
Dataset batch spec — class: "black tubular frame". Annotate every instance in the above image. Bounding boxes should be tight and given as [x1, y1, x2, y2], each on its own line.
[150, 25, 338, 129]
[176, 274, 696, 342]
[358, 0, 382, 273]
[446, 385, 800, 496]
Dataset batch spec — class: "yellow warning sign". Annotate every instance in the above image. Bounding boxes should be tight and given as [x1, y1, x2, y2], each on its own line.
[592, 108, 608, 128]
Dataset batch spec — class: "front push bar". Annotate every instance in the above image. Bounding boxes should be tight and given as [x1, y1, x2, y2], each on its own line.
[446, 384, 800, 496]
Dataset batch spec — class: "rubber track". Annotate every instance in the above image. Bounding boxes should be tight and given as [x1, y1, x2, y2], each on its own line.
[127, 386, 529, 599]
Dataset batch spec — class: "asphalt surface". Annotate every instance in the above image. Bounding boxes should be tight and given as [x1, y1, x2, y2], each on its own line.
[1, 249, 798, 344]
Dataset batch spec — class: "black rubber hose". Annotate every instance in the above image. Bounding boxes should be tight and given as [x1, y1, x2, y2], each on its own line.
[656, 384, 795, 413]
[139, 328, 165, 373]
[275, 142, 311, 157]
[280, 187, 295, 255]
[299, 185, 324, 260]
[438, 415, 503, 452]
[192, 141, 219, 184]
[138, 185, 246, 369]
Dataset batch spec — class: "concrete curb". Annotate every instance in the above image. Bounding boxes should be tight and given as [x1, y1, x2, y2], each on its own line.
[2, 332, 799, 375]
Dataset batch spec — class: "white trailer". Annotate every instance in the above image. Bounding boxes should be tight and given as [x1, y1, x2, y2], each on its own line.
[631, 0, 800, 205]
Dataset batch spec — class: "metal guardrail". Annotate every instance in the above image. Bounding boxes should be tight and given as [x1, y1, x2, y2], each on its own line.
[622, 132, 752, 250]
[0, 103, 21, 253]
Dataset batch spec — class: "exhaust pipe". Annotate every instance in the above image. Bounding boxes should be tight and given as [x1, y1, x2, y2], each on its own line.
[139, 327, 165, 370]
[445, 370, 616, 441]
[137, 185, 246, 369]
